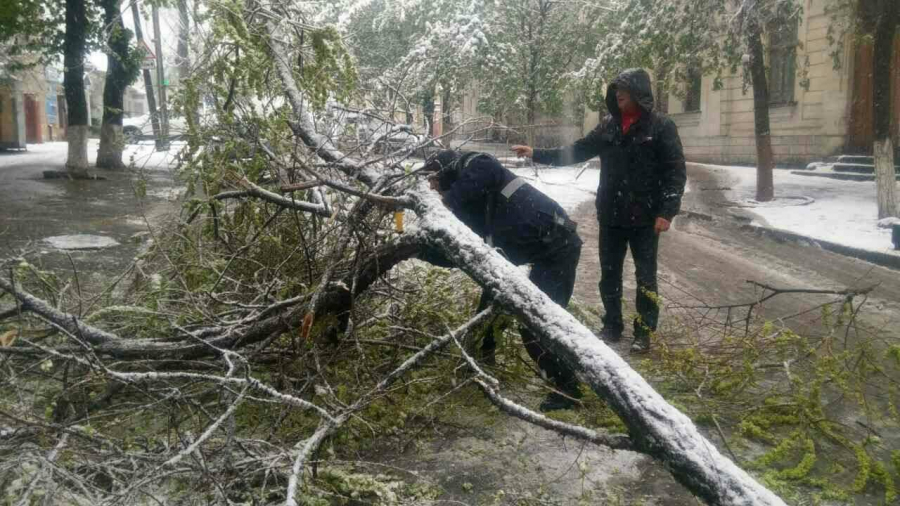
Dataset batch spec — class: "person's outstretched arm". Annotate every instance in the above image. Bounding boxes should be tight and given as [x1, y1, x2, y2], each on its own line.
[511, 120, 609, 167]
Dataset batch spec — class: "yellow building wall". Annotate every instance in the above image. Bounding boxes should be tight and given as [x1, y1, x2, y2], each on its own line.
[669, 0, 853, 165]
[0, 88, 15, 144]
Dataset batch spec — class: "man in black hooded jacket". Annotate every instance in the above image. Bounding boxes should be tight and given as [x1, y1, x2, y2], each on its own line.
[420, 149, 584, 411]
[511, 68, 687, 353]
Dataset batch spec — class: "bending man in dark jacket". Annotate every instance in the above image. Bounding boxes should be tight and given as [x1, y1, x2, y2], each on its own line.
[421, 150, 584, 411]
[511, 68, 687, 353]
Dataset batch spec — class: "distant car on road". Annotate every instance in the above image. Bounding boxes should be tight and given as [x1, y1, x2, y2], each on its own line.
[123, 114, 189, 143]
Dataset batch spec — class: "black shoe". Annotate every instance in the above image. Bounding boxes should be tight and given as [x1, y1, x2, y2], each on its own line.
[538, 383, 582, 412]
[599, 327, 623, 343]
[630, 335, 651, 354]
[480, 347, 496, 366]
[539, 391, 579, 412]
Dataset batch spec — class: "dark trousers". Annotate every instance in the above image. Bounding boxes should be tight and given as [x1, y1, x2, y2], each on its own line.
[481, 234, 582, 389]
[599, 225, 659, 337]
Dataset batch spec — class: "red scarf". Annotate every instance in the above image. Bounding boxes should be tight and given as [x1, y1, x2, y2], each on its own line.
[621, 109, 641, 134]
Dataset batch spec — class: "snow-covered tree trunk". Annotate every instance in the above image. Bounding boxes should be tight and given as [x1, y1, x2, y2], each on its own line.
[63, 0, 90, 177]
[409, 193, 786, 506]
[874, 139, 897, 218]
[873, 0, 898, 219]
[96, 125, 124, 168]
[746, 16, 775, 202]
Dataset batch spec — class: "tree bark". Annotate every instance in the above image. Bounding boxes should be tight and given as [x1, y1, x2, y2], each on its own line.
[130, 0, 162, 149]
[176, 0, 199, 127]
[96, 0, 132, 169]
[64, 0, 90, 176]
[746, 17, 775, 202]
[873, 0, 898, 219]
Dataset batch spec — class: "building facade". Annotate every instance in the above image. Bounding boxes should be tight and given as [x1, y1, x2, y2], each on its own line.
[656, 0, 899, 165]
[0, 63, 66, 149]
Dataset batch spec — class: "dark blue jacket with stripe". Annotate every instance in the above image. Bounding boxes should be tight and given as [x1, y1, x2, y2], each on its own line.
[441, 153, 579, 266]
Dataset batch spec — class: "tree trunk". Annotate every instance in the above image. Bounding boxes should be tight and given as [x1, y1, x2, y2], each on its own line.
[64, 0, 90, 176]
[441, 85, 453, 134]
[130, 0, 162, 149]
[746, 18, 775, 202]
[97, 0, 132, 169]
[152, 4, 170, 150]
[873, 0, 898, 219]
[176, 0, 199, 127]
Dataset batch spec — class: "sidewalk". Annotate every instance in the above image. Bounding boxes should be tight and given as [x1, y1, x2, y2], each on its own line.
[0, 140, 184, 288]
[682, 162, 900, 269]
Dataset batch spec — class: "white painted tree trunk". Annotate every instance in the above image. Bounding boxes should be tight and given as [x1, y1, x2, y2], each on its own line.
[66, 125, 90, 177]
[875, 138, 898, 219]
[96, 124, 125, 169]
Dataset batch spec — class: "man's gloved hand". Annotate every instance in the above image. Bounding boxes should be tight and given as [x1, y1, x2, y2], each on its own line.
[510, 145, 533, 158]
[654, 217, 671, 234]
[428, 174, 441, 191]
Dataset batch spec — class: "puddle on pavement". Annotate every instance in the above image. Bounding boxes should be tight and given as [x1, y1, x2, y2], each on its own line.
[44, 234, 121, 250]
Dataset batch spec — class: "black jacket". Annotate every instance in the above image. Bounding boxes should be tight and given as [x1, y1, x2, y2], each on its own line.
[440, 153, 580, 266]
[533, 68, 687, 227]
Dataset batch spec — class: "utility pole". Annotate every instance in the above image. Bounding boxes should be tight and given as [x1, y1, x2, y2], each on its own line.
[131, 0, 161, 149]
[152, 2, 169, 150]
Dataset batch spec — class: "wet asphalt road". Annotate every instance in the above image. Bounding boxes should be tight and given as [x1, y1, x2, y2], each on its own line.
[0, 142, 179, 287]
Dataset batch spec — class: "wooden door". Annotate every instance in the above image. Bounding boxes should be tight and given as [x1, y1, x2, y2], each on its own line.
[848, 8, 900, 154]
[848, 41, 874, 154]
[57, 94, 67, 139]
[24, 94, 41, 143]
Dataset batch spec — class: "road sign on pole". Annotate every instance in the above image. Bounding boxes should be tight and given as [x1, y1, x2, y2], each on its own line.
[140, 39, 156, 70]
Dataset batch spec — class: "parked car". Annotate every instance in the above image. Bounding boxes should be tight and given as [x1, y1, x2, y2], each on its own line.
[368, 125, 427, 155]
[123, 114, 190, 143]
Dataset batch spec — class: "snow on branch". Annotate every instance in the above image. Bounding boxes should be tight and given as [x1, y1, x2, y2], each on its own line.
[232, 176, 332, 216]
[258, 12, 380, 187]
[473, 379, 634, 451]
[281, 307, 497, 505]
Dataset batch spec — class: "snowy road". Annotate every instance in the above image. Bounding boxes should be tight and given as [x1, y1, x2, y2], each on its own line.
[559, 163, 900, 505]
[565, 163, 900, 334]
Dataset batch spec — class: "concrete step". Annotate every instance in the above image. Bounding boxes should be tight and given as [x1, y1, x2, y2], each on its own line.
[836, 155, 874, 165]
[833, 163, 875, 173]
[791, 170, 900, 182]
[833, 163, 900, 174]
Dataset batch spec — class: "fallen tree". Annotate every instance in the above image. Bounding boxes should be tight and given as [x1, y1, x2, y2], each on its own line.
[0, 2, 786, 504]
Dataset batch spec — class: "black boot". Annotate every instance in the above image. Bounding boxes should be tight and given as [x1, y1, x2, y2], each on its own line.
[539, 383, 583, 412]
[631, 318, 653, 354]
[630, 331, 651, 354]
[599, 326, 623, 343]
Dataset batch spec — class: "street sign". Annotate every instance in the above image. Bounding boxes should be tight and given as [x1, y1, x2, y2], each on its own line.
[140, 39, 156, 70]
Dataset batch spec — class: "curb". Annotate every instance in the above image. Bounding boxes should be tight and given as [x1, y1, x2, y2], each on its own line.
[679, 210, 900, 272]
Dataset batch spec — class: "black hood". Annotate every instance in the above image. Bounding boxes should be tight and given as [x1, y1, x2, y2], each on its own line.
[423, 149, 473, 190]
[605, 68, 654, 117]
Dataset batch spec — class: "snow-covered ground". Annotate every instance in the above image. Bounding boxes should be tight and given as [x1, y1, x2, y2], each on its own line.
[124, 140, 186, 171]
[701, 163, 900, 256]
[509, 164, 600, 213]
[0, 139, 184, 172]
